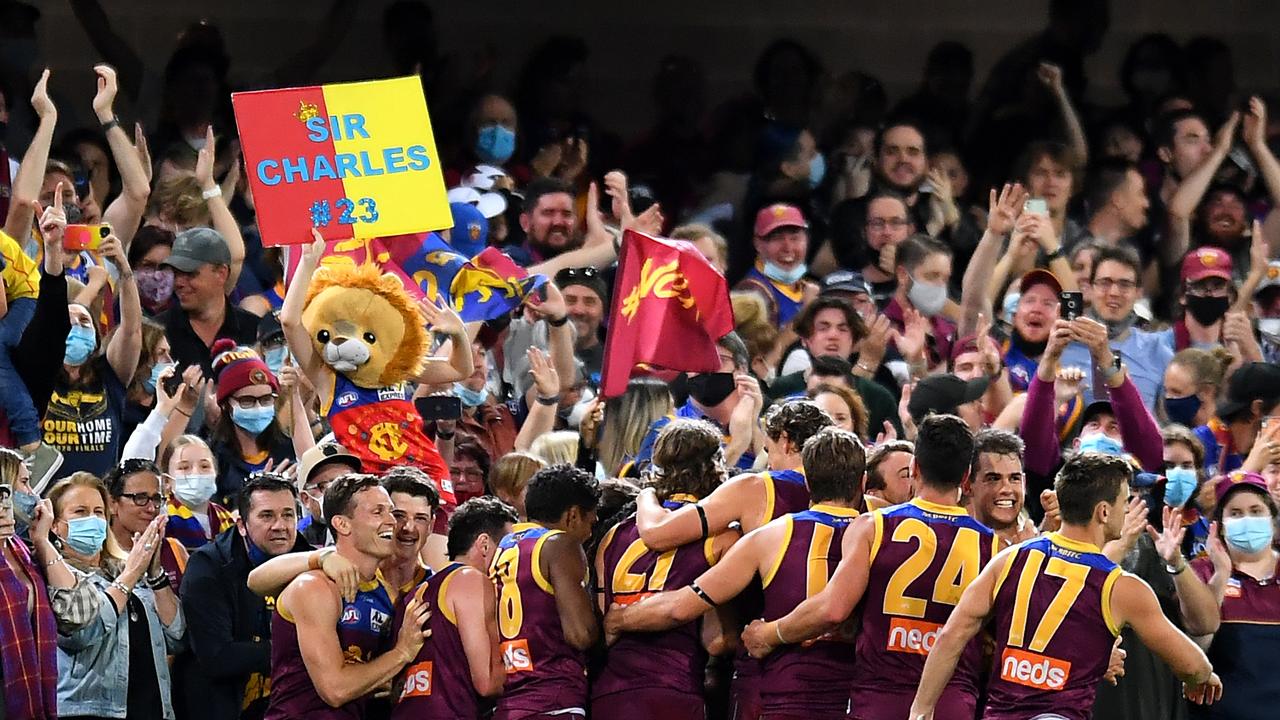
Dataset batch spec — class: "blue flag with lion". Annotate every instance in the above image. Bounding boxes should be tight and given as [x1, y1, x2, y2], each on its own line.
[390, 233, 547, 321]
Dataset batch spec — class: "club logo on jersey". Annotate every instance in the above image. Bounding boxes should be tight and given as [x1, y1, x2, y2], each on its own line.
[999, 648, 1071, 691]
[500, 638, 535, 674]
[340, 606, 361, 625]
[1224, 577, 1243, 598]
[886, 617, 942, 655]
[401, 661, 433, 698]
[370, 608, 390, 633]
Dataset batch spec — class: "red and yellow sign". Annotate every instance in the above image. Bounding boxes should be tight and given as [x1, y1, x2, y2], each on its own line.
[232, 76, 451, 246]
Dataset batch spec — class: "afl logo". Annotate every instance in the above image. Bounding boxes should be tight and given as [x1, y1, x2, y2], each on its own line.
[338, 392, 359, 407]
[340, 606, 361, 625]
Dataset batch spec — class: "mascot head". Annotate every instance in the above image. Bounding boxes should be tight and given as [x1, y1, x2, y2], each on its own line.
[302, 263, 428, 388]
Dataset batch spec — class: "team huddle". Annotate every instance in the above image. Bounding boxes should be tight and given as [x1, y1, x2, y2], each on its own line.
[260, 403, 1222, 720]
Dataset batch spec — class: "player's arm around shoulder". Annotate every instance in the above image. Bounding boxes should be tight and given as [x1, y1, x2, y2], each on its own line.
[541, 531, 599, 650]
[450, 565, 506, 697]
[636, 473, 761, 551]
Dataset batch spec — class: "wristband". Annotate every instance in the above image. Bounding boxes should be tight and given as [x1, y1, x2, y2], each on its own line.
[689, 581, 717, 607]
[1043, 246, 1065, 262]
[201, 186, 224, 200]
[109, 579, 132, 595]
[535, 394, 559, 406]
[100, 116, 121, 132]
[546, 314, 569, 327]
[775, 621, 788, 645]
[146, 574, 171, 591]
[696, 504, 710, 540]
[436, 430, 456, 440]
[1166, 559, 1188, 575]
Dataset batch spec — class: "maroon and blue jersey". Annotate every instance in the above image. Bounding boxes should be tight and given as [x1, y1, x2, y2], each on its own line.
[392, 563, 482, 720]
[490, 522, 588, 718]
[759, 503, 860, 718]
[594, 494, 722, 702]
[850, 498, 997, 718]
[265, 573, 396, 720]
[984, 533, 1123, 720]
[1191, 554, 1280, 720]
[736, 264, 806, 326]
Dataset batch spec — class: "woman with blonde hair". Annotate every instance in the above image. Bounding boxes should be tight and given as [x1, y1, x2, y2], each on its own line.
[595, 377, 675, 477]
[531, 430, 581, 466]
[489, 452, 547, 519]
[161, 435, 235, 550]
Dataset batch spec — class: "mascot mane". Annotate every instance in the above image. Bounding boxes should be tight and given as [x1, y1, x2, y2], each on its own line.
[305, 262, 429, 384]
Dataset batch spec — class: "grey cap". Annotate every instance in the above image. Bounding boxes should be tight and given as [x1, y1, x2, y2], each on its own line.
[162, 227, 231, 272]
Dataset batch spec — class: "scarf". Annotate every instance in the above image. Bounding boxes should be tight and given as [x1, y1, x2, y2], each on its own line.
[1089, 309, 1138, 341]
[1172, 317, 1224, 352]
[0, 537, 58, 720]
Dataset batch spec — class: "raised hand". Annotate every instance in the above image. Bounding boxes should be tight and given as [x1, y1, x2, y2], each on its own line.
[858, 314, 892, 367]
[527, 281, 567, 323]
[1054, 366, 1086, 405]
[583, 182, 611, 247]
[195, 125, 218, 191]
[604, 170, 633, 225]
[1244, 96, 1268, 149]
[1249, 219, 1268, 277]
[155, 365, 185, 415]
[92, 64, 119, 123]
[302, 229, 327, 266]
[626, 203, 664, 236]
[418, 297, 466, 338]
[320, 550, 361, 603]
[30, 499, 55, 545]
[893, 309, 929, 366]
[1038, 489, 1062, 532]
[98, 233, 128, 271]
[37, 183, 68, 243]
[1206, 522, 1232, 580]
[873, 420, 897, 445]
[1147, 505, 1188, 566]
[31, 68, 55, 120]
[177, 365, 207, 418]
[527, 346, 560, 398]
[579, 398, 604, 448]
[1214, 111, 1241, 151]
[1037, 62, 1065, 95]
[986, 183, 1027, 237]
[135, 123, 153, 185]
[927, 167, 954, 207]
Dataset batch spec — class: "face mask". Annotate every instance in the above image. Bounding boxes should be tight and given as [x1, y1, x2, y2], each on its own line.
[1163, 467, 1198, 508]
[264, 346, 288, 378]
[134, 267, 175, 309]
[809, 152, 826, 188]
[173, 473, 217, 507]
[475, 124, 516, 165]
[687, 372, 737, 407]
[185, 133, 208, 152]
[908, 275, 949, 317]
[1224, 515, 1274, 554]
[1163, 394, 1202, 428]
[454, 382, 490, 408]
[244, 536, 270, 567]
[1079, 432, 1125, 457]
[231, 405, 276, 435]
[12, 490, 37, 537]
[64, 325, 97, 366]
[1185, 294, 1230, 327]
[144, 361, 176, 395]
[65, 515, 108, 556]
[1259, 318, 1280, 339]
[763, 260, 807, 285]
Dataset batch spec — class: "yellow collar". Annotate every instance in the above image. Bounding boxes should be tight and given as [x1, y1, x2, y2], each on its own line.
[811, 503, 860, 518]
[911, 497, 968, 516]
[1048, 532, 1102, 554]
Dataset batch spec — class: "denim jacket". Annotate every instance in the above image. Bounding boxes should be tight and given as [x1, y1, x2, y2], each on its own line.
[55, 568, 187, 719]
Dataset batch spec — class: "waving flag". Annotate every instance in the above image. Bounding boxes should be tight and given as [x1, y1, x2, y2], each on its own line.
[600, 230, 734, 397]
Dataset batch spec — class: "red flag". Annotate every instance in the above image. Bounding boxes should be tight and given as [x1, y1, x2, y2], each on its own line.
[600, 230, 734, 397]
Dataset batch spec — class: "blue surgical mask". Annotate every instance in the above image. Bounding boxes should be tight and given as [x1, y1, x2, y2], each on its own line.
[1163, 394, 1202, 428]
[231, 405, 276, 435]
[65, 515, 107, 555]
[64, 325, 97, 366]
[1079, 432, 1125, 457]
[454, 382, 489, 408]
[12, 490, 38, 538]
[809, 152, 826, 188]
[475, 124, 516, 165]
[1224, 515, 1274, 554]
[263, 346, 288, 378]
[144, 361, 176, 395]
[763, 261, 807, 285]
[1163, 467, 1198, 508]
[244, 536, 270, 567]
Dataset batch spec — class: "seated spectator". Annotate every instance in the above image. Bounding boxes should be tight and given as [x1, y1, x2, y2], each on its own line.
[807, 382, 870, 438]
[162, 435, 234, 551]
[207, 341, 292, 506]
[735, 203, 816, 327]
[488, 452, 546, 520]
[49, 471, 184, 720]
[177, 473, 309, 720]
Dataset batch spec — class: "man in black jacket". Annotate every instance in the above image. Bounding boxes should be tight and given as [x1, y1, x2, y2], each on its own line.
[178, 474, 313, 720]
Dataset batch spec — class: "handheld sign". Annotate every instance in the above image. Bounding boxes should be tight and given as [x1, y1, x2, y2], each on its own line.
[232, 76, 451, 246]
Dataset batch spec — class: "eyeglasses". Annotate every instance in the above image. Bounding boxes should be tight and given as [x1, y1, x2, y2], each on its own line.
[867, 218, 910, 231]
[1093, 278, 1138, 292]
[231, 393, 278, 410]
[116, 492, 168, 508]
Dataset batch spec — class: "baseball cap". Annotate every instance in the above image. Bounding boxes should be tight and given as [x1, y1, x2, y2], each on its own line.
[162, 227, 231, 272]
[820, 270, 872, 298]
[949, 335, 982, 363]
[1216, 362, 1280, 420]
[1019, 268, 1063, 296]
[448, 202, 488, 257]
[753, 203, 808, 238]
[1254, 260, 1280, 296]
[447, 185, 507, 219]
[555, 266, 608, 303]
[256, 312, 284, 346]
[907, 374, 989, 423]
[1080, 400, 1114, 427]
[298, 443, 362, 488]
[1214, 470, 1269, 507]
[1180, 247, 1233, 283]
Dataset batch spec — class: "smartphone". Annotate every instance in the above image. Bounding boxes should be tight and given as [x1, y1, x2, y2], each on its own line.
[1023, 198, 1049, 216]
[162, 364, 186, 398]
[1060, 290, 1084, 320]
[415, 395, 462, 422]
[63, 223, 112, 252]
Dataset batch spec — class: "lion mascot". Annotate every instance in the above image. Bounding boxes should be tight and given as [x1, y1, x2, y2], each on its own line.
[280, 239, 473, 515]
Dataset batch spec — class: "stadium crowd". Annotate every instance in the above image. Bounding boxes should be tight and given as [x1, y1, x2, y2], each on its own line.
[0, 0, 1278, 719]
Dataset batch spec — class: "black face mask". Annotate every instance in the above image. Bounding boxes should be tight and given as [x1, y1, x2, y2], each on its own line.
[687, 372, 736, 407]
[1185, 294, 1230, 327]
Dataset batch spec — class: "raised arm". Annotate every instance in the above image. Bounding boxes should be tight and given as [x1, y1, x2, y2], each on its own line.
[1148, 507, 1221, 637]
[959, 184, 1025, 335]
[1039, 63, 1088, 167]
[93, 65, 149, 248]
[1112, 573, 1219, 702]
[635, 476, 756, 552]
[1021, 321, 1073, 476]
[450, 567, 507, 696]
[414, 300, 472, 385]
[102, 234, 142, 385]
[4, 70, 55, 243]
[543, 533, 599, 651]
[281, 233, 329, 389]
[246, 548, 359, 602]
[515, 348, 560, 451]
[194, 127, 246, 291]
[1242, 97, 1280, 256]
[1166, 112, 1238, 267]
[909, 551, 1006, 719]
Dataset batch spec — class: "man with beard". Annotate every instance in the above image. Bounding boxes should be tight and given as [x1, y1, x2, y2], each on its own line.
[507, 177, 581, 266]
[1169, 97, 1280, 279]
[555, 266, 607, 384]
[1001, 269, 1062, 392]
[1154, 247, 1250, 354]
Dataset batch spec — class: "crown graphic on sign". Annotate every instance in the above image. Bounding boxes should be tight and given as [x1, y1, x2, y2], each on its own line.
[295, 101, 320, 122]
